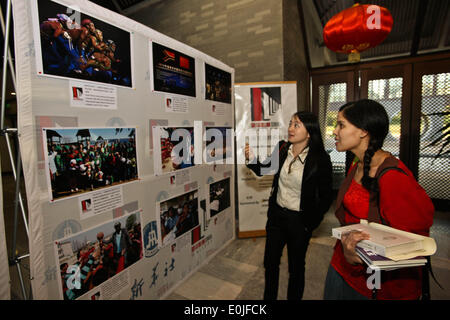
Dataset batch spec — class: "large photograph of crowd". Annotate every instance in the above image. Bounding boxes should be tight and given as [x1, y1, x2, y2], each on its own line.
[34, 0, 132, 87]
[205, 63, 232, 104]
[159, 189, 199, 246]
[56, 211, 142, 300]
[152, 42, 196, 97]
[43, 127, 138, 201]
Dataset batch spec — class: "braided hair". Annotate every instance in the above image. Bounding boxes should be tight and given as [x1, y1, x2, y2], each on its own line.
[338, 99, 389, 193]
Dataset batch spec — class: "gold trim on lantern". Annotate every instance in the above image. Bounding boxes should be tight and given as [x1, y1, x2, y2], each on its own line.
[356, 43, 370, 51]
[341, 44, 355, 51]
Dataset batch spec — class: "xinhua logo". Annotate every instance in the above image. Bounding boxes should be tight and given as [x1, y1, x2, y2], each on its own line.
[144, 221, 159, 258]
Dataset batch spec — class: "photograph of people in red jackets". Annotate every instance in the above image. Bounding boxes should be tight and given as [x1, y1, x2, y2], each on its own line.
[323, 99, 434, 300]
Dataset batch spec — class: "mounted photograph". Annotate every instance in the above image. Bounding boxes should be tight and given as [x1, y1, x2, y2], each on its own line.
[151, 41, 196, 97]
[152, 126, 196, 175]
[32, 0, 133, 87]
[158, 189, 199, 246]
[205, 63, 232, 104]
[43, 127, 138, 201]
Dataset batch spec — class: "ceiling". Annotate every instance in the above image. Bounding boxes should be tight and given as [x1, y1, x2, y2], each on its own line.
[1, 0, 448, 64]
[311, 0, 450, 62]
[88, 0, 450, 63]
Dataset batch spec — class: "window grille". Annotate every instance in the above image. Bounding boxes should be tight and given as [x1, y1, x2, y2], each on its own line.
[368, 77, 403, 157]
[418, 72, 450, 200]
[319, 83, 347, 189]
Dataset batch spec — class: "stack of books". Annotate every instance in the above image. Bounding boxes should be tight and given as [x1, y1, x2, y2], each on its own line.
[355, 247, 426, 271]
[332, 220, 436, 271]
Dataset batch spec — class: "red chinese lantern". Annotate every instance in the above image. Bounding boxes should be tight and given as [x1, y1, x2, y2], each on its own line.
[323, 3, 393, 62]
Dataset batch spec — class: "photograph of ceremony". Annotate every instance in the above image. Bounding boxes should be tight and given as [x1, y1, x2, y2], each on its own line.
[56, 211, 142, 300]
[33, 0, 133, 87]
[158, 189, 199, 246]
[153, 126, 196, 175]
[209, 178, 231, 218]
[43, 127, 138, 201]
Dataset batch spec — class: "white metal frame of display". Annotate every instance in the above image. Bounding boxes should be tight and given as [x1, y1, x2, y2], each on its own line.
[0, 0, 31, 300]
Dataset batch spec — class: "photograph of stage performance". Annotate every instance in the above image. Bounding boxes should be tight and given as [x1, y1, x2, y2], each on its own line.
[34, 0, 132, 87]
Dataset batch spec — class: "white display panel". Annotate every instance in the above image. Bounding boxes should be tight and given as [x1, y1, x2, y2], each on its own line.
[13, 0, 235, 300]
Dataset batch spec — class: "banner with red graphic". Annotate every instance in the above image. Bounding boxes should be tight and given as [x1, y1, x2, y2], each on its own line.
[235, 82, 297, 237]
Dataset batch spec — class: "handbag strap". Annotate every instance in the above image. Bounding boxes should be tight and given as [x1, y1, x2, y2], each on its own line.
[367, 156, 403, 224]
[369, 161, 443, 300]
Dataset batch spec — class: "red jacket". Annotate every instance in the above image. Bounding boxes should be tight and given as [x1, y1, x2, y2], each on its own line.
[331, 159, 434, 300]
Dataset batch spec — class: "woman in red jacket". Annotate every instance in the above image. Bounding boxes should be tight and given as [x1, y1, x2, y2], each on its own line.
[323, 99, 434, 300]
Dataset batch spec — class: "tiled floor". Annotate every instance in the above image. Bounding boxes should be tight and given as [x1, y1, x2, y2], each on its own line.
[165, 204, 450, 300]
[2, 173, 450, 300]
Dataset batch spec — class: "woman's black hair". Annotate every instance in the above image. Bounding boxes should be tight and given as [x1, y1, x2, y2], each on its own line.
[291, 111, 327, 179]
[338, 99, 389, 193]
[292, 111, 326, 155]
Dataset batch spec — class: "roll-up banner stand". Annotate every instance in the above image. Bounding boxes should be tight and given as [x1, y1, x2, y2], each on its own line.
[235, 82, 297, 238]
[12, 0, 235, 299]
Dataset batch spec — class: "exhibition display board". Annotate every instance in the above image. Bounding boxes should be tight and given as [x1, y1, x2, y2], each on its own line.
[13, 0, 235, 300]
[235, 82, 297, 237]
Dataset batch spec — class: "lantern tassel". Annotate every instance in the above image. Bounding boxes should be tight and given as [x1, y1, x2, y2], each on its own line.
[348, 51, 360, 62]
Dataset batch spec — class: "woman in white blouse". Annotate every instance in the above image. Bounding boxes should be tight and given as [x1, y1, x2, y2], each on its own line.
[245, 111, 333, 300]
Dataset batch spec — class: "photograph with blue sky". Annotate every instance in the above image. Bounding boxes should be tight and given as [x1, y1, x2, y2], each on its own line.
[43, 127, 138, 201]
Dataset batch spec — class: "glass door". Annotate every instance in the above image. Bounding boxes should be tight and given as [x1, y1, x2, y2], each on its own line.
[413, 62, 450, 202]
[360, 65, 412, 164]
[311, 71, 355, 189]
[310, 56, 450, 207]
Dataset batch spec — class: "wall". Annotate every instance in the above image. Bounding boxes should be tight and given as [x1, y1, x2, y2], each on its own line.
[129, 0, 308, 109]
[282, 0, 308, 109]
[301, 0, 338, 68]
